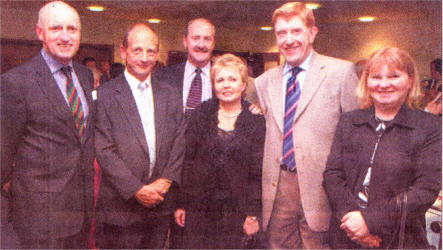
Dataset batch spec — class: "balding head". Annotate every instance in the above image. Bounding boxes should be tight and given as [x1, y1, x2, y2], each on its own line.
[120, 24, 159, 81]
[36, 1, 81, 65]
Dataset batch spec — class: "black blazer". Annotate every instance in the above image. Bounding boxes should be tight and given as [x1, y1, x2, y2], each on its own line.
[151, 62, 185, 99]
[1, 53, 95, 240]
[95, 74, 185, 226]
[180, 99, 265, 218]
[323, 105, 442, 248]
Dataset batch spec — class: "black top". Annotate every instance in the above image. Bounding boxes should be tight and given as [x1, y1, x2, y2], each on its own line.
[323, 105, 442, 248]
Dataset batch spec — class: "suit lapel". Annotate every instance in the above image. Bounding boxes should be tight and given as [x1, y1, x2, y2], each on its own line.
[33, 55, 78, 132]
[114, 77, 150, 155]
[293, 52, 326, 123]
[175, 63, 186, 98]
[151, 77, 168, 160]
[267, 66, 285, 132]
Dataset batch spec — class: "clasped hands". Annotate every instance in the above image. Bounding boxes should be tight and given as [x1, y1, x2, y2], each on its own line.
[134, 178, 171, 208]
[340, 211, 381, 248]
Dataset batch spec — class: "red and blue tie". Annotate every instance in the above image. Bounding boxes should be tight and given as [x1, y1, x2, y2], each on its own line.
[61, 66, 85, 137]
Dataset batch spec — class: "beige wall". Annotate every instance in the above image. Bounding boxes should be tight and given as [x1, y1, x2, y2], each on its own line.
[1, 5, 441, 79]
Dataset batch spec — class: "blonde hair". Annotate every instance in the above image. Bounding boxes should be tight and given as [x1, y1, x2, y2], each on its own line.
[272, 2, 315, 27]
[357, 47, 422, 109]
[210, 53, 248, 95]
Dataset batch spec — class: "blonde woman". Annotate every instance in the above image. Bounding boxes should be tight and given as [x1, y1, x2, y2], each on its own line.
[323, 47, 441, 248]
[174, 54, 265, 248]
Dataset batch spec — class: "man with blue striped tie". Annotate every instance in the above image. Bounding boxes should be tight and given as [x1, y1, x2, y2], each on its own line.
[254, 2, 359, 248]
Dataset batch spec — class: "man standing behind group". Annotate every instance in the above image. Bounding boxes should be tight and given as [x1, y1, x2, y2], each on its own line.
[152, 18, 215, 113]
[255, 2, 358, 248]
[94, 24, 185, 249]
[1, 1, 95, 248]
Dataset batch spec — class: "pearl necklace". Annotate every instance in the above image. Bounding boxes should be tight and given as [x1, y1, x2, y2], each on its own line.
[219, 110, 241, 118]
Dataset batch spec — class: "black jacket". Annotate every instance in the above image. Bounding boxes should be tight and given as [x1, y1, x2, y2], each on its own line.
[180, 98, 265, 219]
[323, 105, 441, 248]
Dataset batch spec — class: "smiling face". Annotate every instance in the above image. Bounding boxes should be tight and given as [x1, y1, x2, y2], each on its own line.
[367, 63, 412, 113]
[36, 2, 81, 65]
[120, 25, 158, 82]
[183, 19, 215, 68]
[213, 67, 246, 105]
[274, 16, 317, 67]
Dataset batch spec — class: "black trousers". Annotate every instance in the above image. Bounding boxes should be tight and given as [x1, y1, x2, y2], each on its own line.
[96, 215, 170, 249]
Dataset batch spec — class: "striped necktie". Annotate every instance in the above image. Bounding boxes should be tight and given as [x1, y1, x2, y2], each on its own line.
[185, 68, 202, 111]
[61, 66, 85, 137]
[281, 67, 302, 172]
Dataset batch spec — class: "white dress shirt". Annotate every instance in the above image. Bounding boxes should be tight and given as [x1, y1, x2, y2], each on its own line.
[182, 60, 212, 110]
[125, 70, 156, 177]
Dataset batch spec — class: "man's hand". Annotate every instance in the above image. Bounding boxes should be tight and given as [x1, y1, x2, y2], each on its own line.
[134, 184, 164, 208]
[243, 216, 260, 236]
[174, 208, 186, 227]
[356, 234, 382, 248]
[248, 104, 262, 115]
[150, 178, 172, 196]
[340, 211, 369, 239]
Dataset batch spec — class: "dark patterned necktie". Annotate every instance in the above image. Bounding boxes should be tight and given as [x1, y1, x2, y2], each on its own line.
[61, 66, 85, 137]
[281, 67, 302, 171]
[185, 68, 202, 111]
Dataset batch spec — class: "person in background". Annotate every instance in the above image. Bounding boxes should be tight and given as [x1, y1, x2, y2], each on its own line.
[82, 56, 97, 70]
[99, 60, 111, 85]
[254, 2, 359, 248]
[422, 58, 442, 115]
[94, 23, 185, 249]
[174, 53, 265, 248]
[323, 47, 441, 248]
[152, 18, 215, 114]
[1, 1, 95, 248]
[109, 62, 125, 79]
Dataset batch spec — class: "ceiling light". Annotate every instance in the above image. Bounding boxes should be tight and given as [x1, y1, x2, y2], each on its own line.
[86, 5, 104, 12]
[359, 16, 376, 22]
[260, 26, 273, 31]
[148, 18, 161, 24]
[306, 3, 321, 10]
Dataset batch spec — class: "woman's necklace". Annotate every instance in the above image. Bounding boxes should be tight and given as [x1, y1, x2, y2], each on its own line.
[219, 109, 241, 119]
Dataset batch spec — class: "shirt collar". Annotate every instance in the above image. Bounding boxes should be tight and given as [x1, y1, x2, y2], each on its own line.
[40, 48, 73, 74]
[352, 105, 416, 130]
[185, 60, 210, 78]
[282, 51, 313, 76]
[124, 69, 151, 90]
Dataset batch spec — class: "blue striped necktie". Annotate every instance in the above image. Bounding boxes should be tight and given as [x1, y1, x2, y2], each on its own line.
[281, 67, 302, 171]
[61, 66, 85, 137]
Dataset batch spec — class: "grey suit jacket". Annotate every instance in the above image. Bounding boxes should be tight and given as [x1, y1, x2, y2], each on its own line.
[151, 62, 186, 100]
[95, 74, 185, 226]
[255, 51, 359, 232]
[1, 53, 95, 240]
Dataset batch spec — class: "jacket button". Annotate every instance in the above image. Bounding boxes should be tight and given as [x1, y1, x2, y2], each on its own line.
[275, 158, 280, 164]
[272, 183, 276, 187]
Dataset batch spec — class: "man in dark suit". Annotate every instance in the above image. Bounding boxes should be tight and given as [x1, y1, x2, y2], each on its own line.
[94, 23, 185, 249]
[152, 18, 215, 113]
[1, 1, 95, 248]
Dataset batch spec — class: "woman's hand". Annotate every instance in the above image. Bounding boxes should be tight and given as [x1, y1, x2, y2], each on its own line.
[340, 211, 369, 239]
[243, 216, 260, 236]
[174, 208, 186, 227]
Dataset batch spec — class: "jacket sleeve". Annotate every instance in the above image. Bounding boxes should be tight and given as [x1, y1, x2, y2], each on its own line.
[158, 92, 186, 184]
[245, 115, 266, 218]
[1, 73, 26, 186]
[323, 114, 360, 220]
[362, 117, 442, 235]
[94, 89, 143, 200]
[177, 112, 200, 208]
